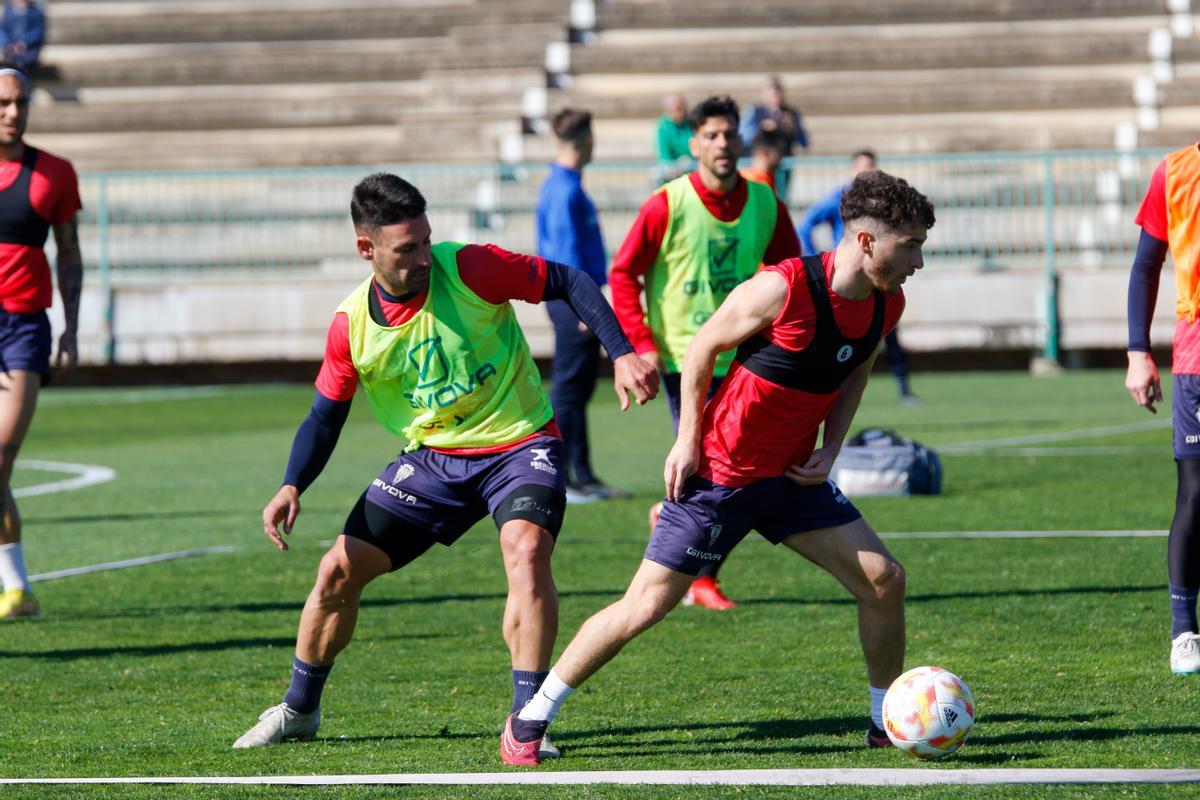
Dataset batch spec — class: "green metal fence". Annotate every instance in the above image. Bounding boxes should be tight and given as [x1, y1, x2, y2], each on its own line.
[71, 149, 1170, 362]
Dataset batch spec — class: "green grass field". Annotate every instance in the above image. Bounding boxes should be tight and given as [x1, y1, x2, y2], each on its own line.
[1, 369, 1196, 799]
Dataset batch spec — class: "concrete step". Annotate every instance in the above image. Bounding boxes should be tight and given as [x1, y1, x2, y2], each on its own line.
[26, 84, 525, 133]
[49, 0, 566, 45]
[595, 0, 1163, 29]
[28, 118, 524, 171]
[571, 25, 1162, 74]
[39, 32, 552, 88]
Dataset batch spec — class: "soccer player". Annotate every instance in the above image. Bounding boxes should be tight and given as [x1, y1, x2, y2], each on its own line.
[610, 95, 800, 610]
[1125, 140, 1200, 675]
[799, 150, 918, 405]
[537, 108, 624, 504]
[501, 170, 933, 765]
[740, 129, 789, 196]
[0, 62, 83, 620]
[233, 174, 658, 749]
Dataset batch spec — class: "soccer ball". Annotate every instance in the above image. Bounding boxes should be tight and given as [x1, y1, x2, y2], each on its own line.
[881, 666, 975, 759]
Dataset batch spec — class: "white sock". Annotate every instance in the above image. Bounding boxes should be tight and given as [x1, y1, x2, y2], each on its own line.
[869, 685, 888, 728]
[517, 668, 575, 723]
[0, 542, 29, 592]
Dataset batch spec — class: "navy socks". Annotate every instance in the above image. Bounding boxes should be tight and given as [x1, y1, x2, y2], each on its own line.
[283, 657, 332, 714]
[1170, 585, 1199, 639]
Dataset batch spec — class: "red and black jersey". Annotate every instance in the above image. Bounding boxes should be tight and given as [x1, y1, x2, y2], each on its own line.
[697, 252, 904, 488]
[0, 146, 82, 313]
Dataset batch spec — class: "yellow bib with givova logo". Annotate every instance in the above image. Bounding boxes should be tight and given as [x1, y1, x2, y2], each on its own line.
[337, 241, 552, 452]
[1166, 142, 1200, 322]
[646, 175, 777, 375]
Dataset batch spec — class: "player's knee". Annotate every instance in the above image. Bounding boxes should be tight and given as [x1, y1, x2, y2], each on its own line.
[867, 558, 906, 607]
[313, 548, 364, 602]
[504, 527, 554, 574]
[619, 593, 673, 636]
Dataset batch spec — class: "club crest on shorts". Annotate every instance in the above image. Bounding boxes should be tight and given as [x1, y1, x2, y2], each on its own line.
[530, 447, 557, 475]
[837, 344, 854, 363]
[708, 524, 723, 547]
[392, 463, 415, 484]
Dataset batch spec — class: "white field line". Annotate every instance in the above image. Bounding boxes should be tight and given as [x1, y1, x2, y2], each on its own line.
[955, 446, 1164, 457]
[1, 768, 1197, 786]
[29, 546, 235, 583]
[938, 419, 1171, 454]
[880, 529, 1165, 540]
[14, 459, 116, 498]
[38, 384, 285, 407]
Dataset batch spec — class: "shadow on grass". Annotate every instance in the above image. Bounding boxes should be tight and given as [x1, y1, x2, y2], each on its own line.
[45, 588, 627, 621]
[45, 582, 1161, 625]
[0, 632, 445, 660]
[326, 710, 1183, 764]
[741, 583, 1161, 607]
[26, 508, 245, 525]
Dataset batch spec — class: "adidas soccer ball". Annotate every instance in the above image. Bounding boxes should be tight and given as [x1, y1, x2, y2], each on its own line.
[881, 666, 975, 759]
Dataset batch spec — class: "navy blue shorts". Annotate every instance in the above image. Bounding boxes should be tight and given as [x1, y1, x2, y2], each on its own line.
[645, 475, 863, 575]
[662, 372, 725, 434]
[1174, 374, 1200, 460]
[0, 309, 51, 379]
[343, 436, 568, 570]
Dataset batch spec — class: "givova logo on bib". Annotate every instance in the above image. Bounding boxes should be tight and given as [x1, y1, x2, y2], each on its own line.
[684, 237, 742, 296]
[403, 336, 498, 411]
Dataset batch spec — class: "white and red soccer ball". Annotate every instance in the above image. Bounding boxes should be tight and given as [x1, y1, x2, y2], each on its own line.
[881, 666, 975, 759]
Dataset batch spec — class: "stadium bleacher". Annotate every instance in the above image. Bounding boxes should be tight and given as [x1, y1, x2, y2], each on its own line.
[22, 0, 1190, 365]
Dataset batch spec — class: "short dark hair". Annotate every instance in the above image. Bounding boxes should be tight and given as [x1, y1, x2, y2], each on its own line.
[687, 95, 739, 131]
[551, 107, 592, 143]
[851, 149, 877, 163]
[350, 173, 427, 230]
[750, 129, 789, 155]
[840, 169, 936, 233]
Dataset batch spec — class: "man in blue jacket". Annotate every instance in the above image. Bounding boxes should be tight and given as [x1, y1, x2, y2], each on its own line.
[0, 2, 44, 72]
[536, 108, 625, 503]
[798, 150, 919, 404]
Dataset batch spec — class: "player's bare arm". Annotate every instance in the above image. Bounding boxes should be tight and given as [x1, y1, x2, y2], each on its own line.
[664, 271, 787, 500]
[1126, 351, 1162, 414]
[51, 216, 83, 370]
[787, 345, 879, 486]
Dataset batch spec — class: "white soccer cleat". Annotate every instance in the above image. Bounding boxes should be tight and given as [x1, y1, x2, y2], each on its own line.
[232, 702, 320, 748]
[539, 733, 561, 759]
[1171, 632, 1200, 675]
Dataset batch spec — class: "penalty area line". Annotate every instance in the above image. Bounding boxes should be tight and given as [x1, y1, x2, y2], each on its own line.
[29, 546, 235, 583]
[2, 768, 1198, 786]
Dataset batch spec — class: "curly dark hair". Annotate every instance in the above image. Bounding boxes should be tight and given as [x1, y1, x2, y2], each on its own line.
[840, 169, 935, 233]
[687, 95, 739, 131]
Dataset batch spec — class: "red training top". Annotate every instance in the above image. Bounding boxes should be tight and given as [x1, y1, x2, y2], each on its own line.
[0, 147, 82, 313]
[697, 251, 905, 488]
[1136, 153, 1200, 374]
[609, 171, 801, 357]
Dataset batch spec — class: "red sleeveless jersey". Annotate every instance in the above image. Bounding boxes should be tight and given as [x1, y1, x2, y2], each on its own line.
[696, 252, 904, 488]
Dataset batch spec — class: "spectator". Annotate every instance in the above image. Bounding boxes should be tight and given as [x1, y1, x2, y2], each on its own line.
[738, 75, 808, 155]
[740, 129, 789, 196]
[0, 2, 44, 73]
[655, 93, 691, 163]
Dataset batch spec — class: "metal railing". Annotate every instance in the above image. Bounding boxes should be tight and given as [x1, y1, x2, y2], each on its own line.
[71, 149, 1170, 362]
